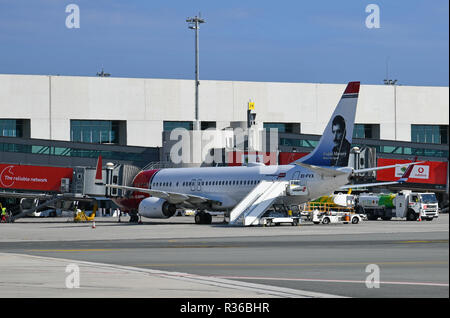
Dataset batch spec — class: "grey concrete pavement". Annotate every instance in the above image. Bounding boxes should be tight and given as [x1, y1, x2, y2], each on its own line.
[0, 214, 448, 297]
[0, 214, 448, 242]
[0, 252, 341, 298]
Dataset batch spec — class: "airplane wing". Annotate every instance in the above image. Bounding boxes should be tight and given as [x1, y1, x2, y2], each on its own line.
[0, 191, 95, 201]
[0, 191, 54, 200]
[353, 161, 424, 174]
[341, 158, 417, 190]
[106, 184, 221, 206]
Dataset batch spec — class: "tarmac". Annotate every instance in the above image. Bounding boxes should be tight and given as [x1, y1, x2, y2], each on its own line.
[0, 214, 448, 298]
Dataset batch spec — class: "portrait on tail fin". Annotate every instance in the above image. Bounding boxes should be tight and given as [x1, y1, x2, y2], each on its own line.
[330, 115, 351, 167]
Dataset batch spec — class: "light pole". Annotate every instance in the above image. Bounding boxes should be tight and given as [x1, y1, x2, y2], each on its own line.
[186, 14, 205, 130]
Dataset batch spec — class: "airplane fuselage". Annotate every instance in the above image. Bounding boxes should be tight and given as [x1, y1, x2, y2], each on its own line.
[113, 163, 351, 213]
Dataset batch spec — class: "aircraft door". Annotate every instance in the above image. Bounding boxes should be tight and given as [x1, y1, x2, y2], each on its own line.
[190, 179, 196, 191]
[197, 179, 202, 191]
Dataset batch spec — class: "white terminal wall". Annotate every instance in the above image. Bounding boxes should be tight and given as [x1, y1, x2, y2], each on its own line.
[0, 74, 448, 147]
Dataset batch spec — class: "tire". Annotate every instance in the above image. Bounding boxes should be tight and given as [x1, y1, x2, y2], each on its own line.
[195, 213, 203, 224]
[381, 217, 392, 221]
[205, 213, 212, 224]
[292, 219, 299, 226]
[351, 217, 359, 224]
[322, 217, 330, 225]
[407, 210, 417, 221]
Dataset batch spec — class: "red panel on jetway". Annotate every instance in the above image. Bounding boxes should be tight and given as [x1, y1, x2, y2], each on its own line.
[376, 158, 448, 185]
[226, 152, 278, 166]
[278, 152, 309, 165]
[0, 164, 73, 192]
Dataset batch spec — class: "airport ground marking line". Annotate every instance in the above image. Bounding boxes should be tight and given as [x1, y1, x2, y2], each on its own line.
[133, 260, 449, 267]
[2, 252, 345, 298]
[212, 275, 450, 287]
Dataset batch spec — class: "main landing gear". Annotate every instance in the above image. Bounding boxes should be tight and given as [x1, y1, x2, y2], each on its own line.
[129, 210, 142, 224]
[195, 211, 212, 225]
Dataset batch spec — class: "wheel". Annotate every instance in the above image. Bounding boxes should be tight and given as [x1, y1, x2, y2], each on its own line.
[381, 217, 392, 221]
[407, 210, 417, 221]
[351, 217, 359, 224]
[205, 213, 212, 224]
[195, 213, 203, 224]
[292, 219, 299, 226]
[322, 217, 330, 224]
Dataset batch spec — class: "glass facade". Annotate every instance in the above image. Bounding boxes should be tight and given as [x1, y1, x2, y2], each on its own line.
[0, 119, 24, 137]
[264, 123, 296, 133]
[71, 120, 120, 144]
[280, 138, 318, 148]
[353, 124, 379, 139]
[163, 121, 193, 131]
[0, 141, 155, 166]
[201, 121, 216, 130]
[279, 136, 448, 158]
[411, 125, 448, 144]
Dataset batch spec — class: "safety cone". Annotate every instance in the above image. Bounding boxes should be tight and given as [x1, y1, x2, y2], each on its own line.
[417, 215, 422, 222]
[92, 221, 96, 228]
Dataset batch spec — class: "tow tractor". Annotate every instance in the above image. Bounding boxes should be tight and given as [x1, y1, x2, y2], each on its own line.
[312, 209, 363, 225]
[301, 201, 364, 225]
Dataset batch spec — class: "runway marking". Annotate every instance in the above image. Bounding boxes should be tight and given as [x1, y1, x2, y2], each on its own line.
[397, 240, 448, 244]
[29, 249, 124, 252]
[212, 275, 450, 287]
[134, 260, 448, 267]
[28, 245, 242, 252]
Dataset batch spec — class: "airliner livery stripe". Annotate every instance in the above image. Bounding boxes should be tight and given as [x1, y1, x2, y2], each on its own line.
[343, 81, 360, 94]
[341, 93, 359, 98]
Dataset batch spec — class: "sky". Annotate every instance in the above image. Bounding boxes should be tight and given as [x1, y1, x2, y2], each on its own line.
[0, 0, 448, 86]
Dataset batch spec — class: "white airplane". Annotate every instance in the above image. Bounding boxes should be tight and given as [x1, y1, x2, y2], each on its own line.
[101, 81, 419, 224]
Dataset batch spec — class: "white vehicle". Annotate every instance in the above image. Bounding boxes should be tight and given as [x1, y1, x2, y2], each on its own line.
[261, 216, 301, 227]
[357, 190, 439, 221]
[312, 210, 363, 225]
[260, 204, 301, 226]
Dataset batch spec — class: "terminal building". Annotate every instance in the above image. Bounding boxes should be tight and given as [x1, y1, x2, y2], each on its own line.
[0, 73, 448, 207]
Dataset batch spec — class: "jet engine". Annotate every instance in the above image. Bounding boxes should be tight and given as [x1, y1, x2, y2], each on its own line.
[138, 197, 177, 219]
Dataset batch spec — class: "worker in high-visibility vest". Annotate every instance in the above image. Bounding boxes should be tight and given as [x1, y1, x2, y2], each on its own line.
[1, 206, 7, 223]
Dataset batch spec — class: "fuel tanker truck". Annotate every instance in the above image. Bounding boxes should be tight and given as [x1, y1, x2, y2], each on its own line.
[356, 190, 439, 221]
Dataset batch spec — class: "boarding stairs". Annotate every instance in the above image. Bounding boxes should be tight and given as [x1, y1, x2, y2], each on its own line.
[229, 180, 289, 226]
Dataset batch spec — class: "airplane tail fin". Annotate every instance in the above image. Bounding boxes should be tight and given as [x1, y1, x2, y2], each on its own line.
[95, 155, 103, 185]
[397, 156, 418, 183]
[294, 81, 360, 167]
